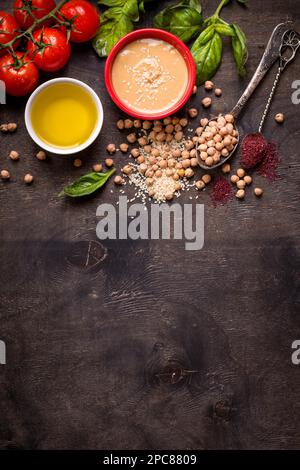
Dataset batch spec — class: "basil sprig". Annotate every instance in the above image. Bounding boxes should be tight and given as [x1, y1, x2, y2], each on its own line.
[153, 0, 203, 44]
[59, 168, 116, 198]
[154, 0, 248, 85]
[93, 0, 155, 57]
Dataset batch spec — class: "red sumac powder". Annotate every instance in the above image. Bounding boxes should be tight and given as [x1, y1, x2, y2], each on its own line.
[211, 176, 233, 206]
[257, 141, 280, 181]
[240, 132, 268, 169]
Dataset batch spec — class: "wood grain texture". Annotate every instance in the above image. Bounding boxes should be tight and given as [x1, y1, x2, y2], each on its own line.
[0, 0, 300, 450]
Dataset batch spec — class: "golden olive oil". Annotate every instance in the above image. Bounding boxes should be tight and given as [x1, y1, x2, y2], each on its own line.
[31, 83, 98, 149]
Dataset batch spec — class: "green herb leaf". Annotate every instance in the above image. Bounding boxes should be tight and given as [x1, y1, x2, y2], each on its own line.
[236, 0, 247, 4]
[231, 23, 247, 76]
[153, 0, 203, 44]
[59, 169, 116, 198]
[214, 23, 235, 37]
[191, 30, 222, 84]
[94, 0, 140, 56]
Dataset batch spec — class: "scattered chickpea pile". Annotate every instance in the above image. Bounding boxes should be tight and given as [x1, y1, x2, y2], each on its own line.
[111, 116, 206, 202]
[229, 167, 263, 199]
[197, 114, 238, 167]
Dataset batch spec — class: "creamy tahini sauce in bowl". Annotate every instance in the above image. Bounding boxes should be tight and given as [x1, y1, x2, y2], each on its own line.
[111, 38, 189, 116]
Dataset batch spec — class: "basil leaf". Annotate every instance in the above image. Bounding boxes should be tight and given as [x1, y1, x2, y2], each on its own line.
[60, 169, 116, 198]
[191, 31, 222, 84]
[98, 0, 127, 6]
[193, 24, 215, 46]
[153, 0, 203, 44]
[93, 13, 133, 57]
[231, 23, 248, 76]
[214, 23, 235, 37]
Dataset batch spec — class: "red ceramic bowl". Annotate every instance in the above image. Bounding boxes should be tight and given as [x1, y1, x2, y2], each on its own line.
[104, 28, 196, 120]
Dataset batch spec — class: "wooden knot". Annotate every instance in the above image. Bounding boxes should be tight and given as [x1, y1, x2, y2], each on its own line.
[214, 400, 231, 420]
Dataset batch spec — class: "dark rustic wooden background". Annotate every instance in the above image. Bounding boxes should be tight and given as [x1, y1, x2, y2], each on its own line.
[0, 0, 300, 450]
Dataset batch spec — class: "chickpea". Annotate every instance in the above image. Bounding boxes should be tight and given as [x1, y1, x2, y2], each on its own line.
[202, 174, 211, 184]
[226, 123, 234, 134]
[244, 175, 252, 185]
[199, 144, 208, 152]
[175, 162, 183, 170]
[131, 148, 140, 158]
[155, 169, 162, 178]
[0, 124, 8, 133]
[165, 192, 174, 201]
[182, 159, 191, 169]
[152, 164, 159, 172]
[138, 137, 147, 147]
[159, 160, 168, 169]
[196, 180, 205, 190]
[133, 119, 142, 128]
[168, 158, 176, 168]
[198, 136, 206, 144]
[205, 157, 214, 166]
[222, 163, 231, 174]
[195, 127, 203, 136]
[153, 124, 163, 133]
[166, 134, 173, 143]
[73, 158, 82, 167]
[190, 149, 197, 158]
[156, 132, 166, 142]
[165, 124, 174, 134]
[120, 143, 129, 153]
[232, 137, 238, 145]
[214, 134, 222, 143]
[163, 117, 172, 126]
[237, 179, 246, 189]
[200, 151, 208, 161]
[144, 145, 152, 154]
[204, 80, 214, 90]
[149, 131, 157, 141]
[117, 119, 125, 130]
[192, 85, 198, 95]
[217, 117, 226, 128]
[213, 153, 221, 163]
[143, 120, 152, 130]
[192, 136, 199, 144]
[36, 150, 47, 161]
[207, 147, 216, 156]
[185, 168, 194, 178]
[124, 119, 133, 129]
[9, 150, 19, 161]
[188, 108, 198, 118]
[215, 142, 224, 151]
[223, 136, 232, 147]
[148, 189, 155, 197]
[145, 169, 154, 178]
[172, 116, 180, 125]
[236, 189, 245, 199]
[174, 124, 182, 132]
[93, 163, 103, 172]
[105, 158, 114, 168]
[220, 127, 228, 137]
[275, 113, 285, 123]
[139, 163, 148, 174]
[137, 155, 145, 164]
[166, 168, 174, 177]
[177, 168, 185, 178]
[254, 187, 263, 197]
[225, 114, 234, 123]
[122, 165, 132, 175]
[202, 97, 212, 108]
[207, 140, 215, 148]
[114, 175, 124, 185]
[179, 118, 188, 127]
[236, 168, 245, 178]
[106, 143, 116, 154]
[175, 131, 183, 142]
[200, 118, 209, 127]
[215, 88, 222, 97]
[1, 169, 10, 180]
[181, 150, 190, 159]
[172, 173, 179, 181]
[185, 140, 194, 151]
[150, 148, 159, 158]
[24, 173, 33, 184]
[174, 182, 182, 191]
[190, 157, 198, 167]
[146, 177, 154, 186]
[231, 175, 239, 184]
[221, 148, 229, 157]
[7, 123, 17, 132]
[127, 133, 137, 144]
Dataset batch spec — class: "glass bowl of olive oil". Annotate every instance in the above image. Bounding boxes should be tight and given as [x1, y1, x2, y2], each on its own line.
[25, 78, 104, 155]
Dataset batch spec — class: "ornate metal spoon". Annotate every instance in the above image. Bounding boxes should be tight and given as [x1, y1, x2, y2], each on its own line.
[196, 22, 300, 170]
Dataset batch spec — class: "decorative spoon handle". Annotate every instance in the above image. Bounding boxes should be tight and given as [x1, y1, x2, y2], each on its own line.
[231, 21, 293, 119]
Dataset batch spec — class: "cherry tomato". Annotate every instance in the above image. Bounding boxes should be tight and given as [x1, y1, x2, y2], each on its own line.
[13, 0, 56, 30]
[0, 52, 39, 96]
[27, 27, 71, 72]
[59, 0, 99, 43]
[0, 11, 20, 56]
